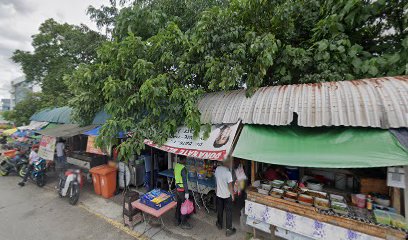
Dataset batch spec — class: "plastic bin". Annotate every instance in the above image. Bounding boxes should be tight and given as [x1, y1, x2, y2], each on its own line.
[285, 167, 299, 180]
[92, 165, 117, 199]
[89, 165, 109, 196]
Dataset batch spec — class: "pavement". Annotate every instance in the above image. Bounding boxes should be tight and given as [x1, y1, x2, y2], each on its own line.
[0, 175, 135, 240]
[0, 172, 251, 240]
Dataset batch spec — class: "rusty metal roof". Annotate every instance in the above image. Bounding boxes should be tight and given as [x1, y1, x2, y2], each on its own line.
[198, 76, 408, 128]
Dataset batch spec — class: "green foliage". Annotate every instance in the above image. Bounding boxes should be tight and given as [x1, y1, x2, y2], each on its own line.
[1, 93, 48, 126]
[12, 18, 106, 108]
[69, 0, 407, 159]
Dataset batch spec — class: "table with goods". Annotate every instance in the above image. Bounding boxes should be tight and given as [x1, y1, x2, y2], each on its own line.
[158, 158, 217, 212]
[246, 179, 407, 240]
[132, 188, 177, 235]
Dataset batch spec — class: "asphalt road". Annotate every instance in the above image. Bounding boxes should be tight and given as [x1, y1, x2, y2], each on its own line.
[0, 176, 136, 240]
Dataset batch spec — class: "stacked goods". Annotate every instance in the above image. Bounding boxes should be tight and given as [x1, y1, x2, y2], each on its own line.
[140, 189, 174, 210]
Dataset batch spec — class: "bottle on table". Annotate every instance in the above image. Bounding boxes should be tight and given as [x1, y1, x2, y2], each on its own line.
[366, 195, 373, 211]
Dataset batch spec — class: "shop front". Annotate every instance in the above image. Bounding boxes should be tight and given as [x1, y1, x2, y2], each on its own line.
[146, 122, 242, 212]
[232, 125, 408, 240]
[37, 124, 106, 171]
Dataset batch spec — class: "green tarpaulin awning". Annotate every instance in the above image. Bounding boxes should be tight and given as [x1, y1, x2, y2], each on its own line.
[232, 125, 408, 168]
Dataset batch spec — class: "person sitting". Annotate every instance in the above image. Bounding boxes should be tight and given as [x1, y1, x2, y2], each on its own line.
[8, 151, 21, 164]
[18, 146, 40, 187]
[263, 165, 288, 181]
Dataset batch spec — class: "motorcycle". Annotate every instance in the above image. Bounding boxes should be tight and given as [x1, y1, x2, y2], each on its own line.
[0, 153, 29, 177]
[20, 159, 47, 187]
[58, 169, 82, 205]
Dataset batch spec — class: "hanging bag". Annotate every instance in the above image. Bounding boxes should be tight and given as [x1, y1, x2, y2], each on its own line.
[181, 199, 194, 215]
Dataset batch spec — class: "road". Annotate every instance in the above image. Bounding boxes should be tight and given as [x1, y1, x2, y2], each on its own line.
[0, 176, 136, 240]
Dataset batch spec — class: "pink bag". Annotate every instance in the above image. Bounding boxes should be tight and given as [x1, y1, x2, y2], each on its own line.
[181, 199, 194, 215]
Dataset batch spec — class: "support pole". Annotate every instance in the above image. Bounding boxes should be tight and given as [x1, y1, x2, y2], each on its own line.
[404, 166, 408, 222]
[150, 148, 154, 190]
[167, 153, 172, 169]
[251, 161, 255, 185]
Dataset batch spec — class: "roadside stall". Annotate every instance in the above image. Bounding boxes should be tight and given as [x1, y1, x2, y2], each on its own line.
[233, 125, 408, 240]
[36, 124, 105, 170]
[147, 122, 241, 212]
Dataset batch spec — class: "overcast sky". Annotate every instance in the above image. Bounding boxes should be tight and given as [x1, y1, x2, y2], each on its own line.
[0, 0, 110, 100]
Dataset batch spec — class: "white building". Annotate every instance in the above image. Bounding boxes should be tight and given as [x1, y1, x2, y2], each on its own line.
[10, 76, 33, 109]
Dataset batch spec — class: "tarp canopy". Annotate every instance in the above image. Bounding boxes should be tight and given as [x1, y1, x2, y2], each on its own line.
[41, 123, 59, 130]
[92, 111, 110, 125]
[2, 128, 17, 136]
[83, 126, 125, 138]
[30, 107, 72, 124]
[37, 124, 97, 138]
[18, 121, 49, 130]
[232, 125, 408, 168]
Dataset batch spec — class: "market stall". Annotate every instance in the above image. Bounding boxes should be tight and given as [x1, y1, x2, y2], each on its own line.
[36, 124, 105, 169]
[232, 125, 408, 240]
[148, 122, 241, 212]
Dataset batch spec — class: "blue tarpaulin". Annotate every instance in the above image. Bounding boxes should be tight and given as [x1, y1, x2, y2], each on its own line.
[83, 126, 125, 138]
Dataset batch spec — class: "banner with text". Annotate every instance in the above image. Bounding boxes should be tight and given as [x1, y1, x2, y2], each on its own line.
[86, 136, 106, 155]
[38, 135, 56, 160]
[145, 122, 240, 161]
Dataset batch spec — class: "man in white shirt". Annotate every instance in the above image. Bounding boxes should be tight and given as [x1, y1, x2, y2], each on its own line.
[18, 146, 40, 186]
[214, 159, 236, 237]
[55, 139, 66, 174]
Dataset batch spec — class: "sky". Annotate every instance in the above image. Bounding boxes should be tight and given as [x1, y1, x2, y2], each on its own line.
[0, 0, 110, 100]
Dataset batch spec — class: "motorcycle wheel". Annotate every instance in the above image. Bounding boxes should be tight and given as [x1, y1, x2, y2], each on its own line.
[0, 168, 9, 176]
[19, 165, 27, 178]
[36, 174, 46, 187]
[68, 183, 80, 205]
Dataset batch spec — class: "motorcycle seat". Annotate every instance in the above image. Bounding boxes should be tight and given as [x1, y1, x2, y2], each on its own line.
[65, 169, 81, 176]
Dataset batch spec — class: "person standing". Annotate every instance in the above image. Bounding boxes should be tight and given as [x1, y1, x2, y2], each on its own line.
[174, 157, 192, 229]
[18, 146, 40, 186]
[56, 139, 66, 174]
[215, 159, 236, 237]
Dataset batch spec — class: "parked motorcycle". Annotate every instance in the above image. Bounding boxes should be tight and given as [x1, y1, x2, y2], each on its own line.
[58, 169, 82, 205]
[0, 153, 29, 177]
[20, 159, 47, 187]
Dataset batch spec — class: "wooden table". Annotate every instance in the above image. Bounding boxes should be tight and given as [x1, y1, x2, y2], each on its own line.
[132, 199, 177, 236]
[247, 188, 406, 239]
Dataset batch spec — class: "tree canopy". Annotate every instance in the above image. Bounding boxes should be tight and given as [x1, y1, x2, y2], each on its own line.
[2, 93, 48, 126]
[65, 0, 407, 157]
[12, 18, 106, 108]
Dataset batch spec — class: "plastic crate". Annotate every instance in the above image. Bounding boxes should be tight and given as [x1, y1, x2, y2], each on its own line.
[140, 189, 174, 210]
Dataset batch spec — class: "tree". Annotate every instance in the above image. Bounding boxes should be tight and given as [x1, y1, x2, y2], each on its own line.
[87, 0, 130, 37]
[69, 0, 408, 158]
[12, 19, 106, 108]
[1, 93, 48, 126]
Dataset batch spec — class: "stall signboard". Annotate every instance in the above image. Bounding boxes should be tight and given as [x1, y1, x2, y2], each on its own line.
[38, 135, 56, 160]
[86, 136, 106, 155]
[145, 122, 240, 161]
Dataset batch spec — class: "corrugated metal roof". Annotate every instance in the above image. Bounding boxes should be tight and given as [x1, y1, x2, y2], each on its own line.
[198, 76, 408, 128]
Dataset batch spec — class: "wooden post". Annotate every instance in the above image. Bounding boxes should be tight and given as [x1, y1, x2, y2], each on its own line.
[391, 187, 402, 214]
[403, 166, 408, 222]
[251, 161, 256, 185]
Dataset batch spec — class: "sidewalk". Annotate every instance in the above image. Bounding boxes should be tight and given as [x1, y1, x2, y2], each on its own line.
[45, 171, 250, 240]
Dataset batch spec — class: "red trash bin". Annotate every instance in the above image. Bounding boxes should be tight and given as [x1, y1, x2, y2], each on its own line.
[99, 166, 117, 199]
[89, 165, 107, 195]
[90, 165, 117, 199]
